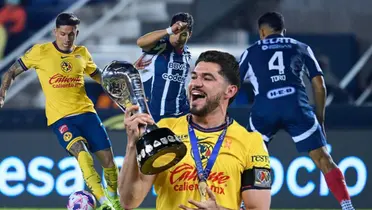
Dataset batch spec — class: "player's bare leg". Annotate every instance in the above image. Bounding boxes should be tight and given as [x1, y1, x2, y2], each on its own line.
[95, 148, 123, 210]
[69, 141, 114, 210]
[309, 146, 354, 210]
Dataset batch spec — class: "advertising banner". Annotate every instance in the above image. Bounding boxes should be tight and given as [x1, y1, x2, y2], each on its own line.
[0, 130, 371, 208]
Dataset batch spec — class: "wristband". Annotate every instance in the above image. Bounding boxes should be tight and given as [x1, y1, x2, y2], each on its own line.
[166, 27, 174, 35]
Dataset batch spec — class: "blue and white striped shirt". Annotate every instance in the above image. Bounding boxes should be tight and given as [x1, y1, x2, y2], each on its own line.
[137, 37, 191, 122]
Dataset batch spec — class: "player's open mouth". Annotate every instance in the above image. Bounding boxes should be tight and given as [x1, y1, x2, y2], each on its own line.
[191, 90, 206, 102]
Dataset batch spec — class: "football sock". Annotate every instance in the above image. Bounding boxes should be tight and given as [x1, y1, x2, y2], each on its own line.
[103, 165, 119, 197]
[77, 151, 107, 204]
[324, 168, 354, 210]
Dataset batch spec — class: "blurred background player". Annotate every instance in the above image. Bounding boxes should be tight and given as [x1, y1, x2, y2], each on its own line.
[0, 13, 122, 210]
[238, 12, 354, 210]
[134, 12, 193, 122]
[0, 0, 27, 59]
[118, 51, 271, 210]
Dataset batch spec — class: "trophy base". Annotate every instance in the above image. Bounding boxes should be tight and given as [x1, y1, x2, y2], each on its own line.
[152, 152, 177, 168]
[141, 145, 185, 174]
[136, 128, 187, 175]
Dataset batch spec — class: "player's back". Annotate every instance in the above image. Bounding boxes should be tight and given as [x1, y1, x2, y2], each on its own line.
[239, 34, 323, 111]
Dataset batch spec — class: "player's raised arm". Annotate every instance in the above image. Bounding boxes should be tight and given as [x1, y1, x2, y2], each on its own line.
[303, 45, 327, 127]
[136, 21, 187, 52]
[241, 132, 271, 210]
[118, 105, 157, 209]
[0, 61, 25, 108]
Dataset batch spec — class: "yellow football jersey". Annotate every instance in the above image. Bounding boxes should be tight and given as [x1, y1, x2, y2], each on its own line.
[154, 115, 271, 210]
[18, 42, 98, 125]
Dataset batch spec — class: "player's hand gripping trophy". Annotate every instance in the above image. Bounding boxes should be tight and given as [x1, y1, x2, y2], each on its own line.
[101, 60, 187, 175]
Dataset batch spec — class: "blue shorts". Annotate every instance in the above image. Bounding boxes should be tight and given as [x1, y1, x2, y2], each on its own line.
[51, 112, 112, 153]
[247, 108, 327, 153]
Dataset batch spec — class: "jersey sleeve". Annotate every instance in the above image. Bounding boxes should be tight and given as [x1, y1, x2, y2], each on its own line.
[18, 44, 41, 70]
[84, 48, 99, 77]
[143, 37, 169, 55]
[157, 117, 180, 130]
[157, 118, 167, 128]
[157, 118, 173, 129]
[241, 132, 271, 191]
[238, 49, 250, 82]
[303, 45, 324, 79]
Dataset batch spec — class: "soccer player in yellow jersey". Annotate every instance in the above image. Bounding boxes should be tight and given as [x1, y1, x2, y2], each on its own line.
[118, 50, 271, 209]
[0, 13, 123, 210]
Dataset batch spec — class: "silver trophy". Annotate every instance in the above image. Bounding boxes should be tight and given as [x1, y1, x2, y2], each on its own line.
[101, 60, 187, 175]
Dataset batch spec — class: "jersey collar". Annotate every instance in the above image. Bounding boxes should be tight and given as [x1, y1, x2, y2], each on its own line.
[53, 41, 74, 54]
[187, 114, 233, 133]
[265, 34, 284, 39]
[174, 45, 188, 55]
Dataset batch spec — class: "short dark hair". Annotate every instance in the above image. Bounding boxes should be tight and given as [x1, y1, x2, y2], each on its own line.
[195, 50, 240, 105]
[258, 12, 284, 32]
[56, 13, 80, 28]
[170, 12, 194, 32]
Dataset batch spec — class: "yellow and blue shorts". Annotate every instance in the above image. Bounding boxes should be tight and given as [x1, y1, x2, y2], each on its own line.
[51, 112, 112, 153]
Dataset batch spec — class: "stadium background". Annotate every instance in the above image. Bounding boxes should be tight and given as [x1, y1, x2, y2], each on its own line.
[0, 0, 371, 209]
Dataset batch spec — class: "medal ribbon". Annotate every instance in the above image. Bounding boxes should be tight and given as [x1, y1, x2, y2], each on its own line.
[188, 116, 228, 182]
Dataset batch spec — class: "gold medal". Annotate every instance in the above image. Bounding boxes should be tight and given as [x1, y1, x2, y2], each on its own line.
[198, 181, 207, 201]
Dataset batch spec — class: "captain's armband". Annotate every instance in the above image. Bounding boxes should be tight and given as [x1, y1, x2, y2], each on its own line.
[241, 167, 271, 191]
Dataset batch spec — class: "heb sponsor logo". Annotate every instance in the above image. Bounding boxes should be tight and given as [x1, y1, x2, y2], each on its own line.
[49, 74, 82, 88]
[169, 163, 230, 195]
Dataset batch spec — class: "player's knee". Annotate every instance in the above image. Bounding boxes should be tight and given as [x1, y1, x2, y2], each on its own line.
[309, 146, 336, 173]
[102, 158, 115, 168]
[98, 150, 115, 168]
[319, 154, 336, 173]
[68, 140, 88, 157]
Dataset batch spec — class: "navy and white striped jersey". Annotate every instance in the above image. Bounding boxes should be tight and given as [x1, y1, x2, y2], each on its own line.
[137, 37, 191, 122]
[239, 34, 323, 109]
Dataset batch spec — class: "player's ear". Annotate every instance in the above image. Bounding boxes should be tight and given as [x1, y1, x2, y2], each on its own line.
[76, 29, 79, 38]
[259, 28, 265, 40]
[225, 85, 238, 100]
[282, 29, 286, 36]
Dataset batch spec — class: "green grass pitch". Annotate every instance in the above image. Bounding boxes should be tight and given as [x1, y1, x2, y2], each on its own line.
[4, 207, 372, 210]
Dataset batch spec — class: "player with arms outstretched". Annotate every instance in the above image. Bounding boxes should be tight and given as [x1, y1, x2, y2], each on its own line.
[239, 12, 354, 210]
[0, 13, 123, 210]
[118, 51, 271, 210]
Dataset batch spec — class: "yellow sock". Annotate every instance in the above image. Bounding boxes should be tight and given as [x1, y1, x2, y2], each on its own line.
[103, 165, 119, 197]
[77, 151, 107, 204]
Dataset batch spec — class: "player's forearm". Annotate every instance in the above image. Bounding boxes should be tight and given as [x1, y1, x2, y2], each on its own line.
[136, 29, 168, 49]
[313, 85, 326, 124]
[118, 145, 147, 209]
[0, 71, 13, 98]
[0, 62, 24, 98]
